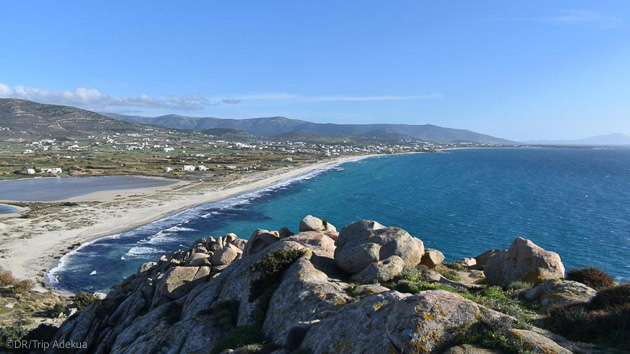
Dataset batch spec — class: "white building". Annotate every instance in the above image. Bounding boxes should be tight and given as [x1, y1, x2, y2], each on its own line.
[164, 167, 173, 173]
[25, 168, 36, 175]
[40, 168, 62, 174]
[22, 149, 33, 154]
[182, 165, 195, 172]
[197, 165, 208, 171]
[164, 147, 175, 152]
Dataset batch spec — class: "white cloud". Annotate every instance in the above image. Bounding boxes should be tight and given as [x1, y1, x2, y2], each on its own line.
[537, 10, 622, 29]
[0, 84, 240, 111]
[0, 83, 440, 111]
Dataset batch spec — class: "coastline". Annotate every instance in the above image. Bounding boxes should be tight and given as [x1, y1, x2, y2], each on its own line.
[0, 154, 379, 292]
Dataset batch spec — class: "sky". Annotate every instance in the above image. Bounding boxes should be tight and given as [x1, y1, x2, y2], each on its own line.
[0, 1, 629, 141]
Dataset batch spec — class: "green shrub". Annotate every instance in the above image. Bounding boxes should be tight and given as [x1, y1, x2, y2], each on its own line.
[507, 281, 533, 292]
[210, 326, 266, 354]
[73, 291, 99, 311]
[393, 280, 458, 294]
[546, 284, 630, 350]
[455, 327, 530, 354]
[445, 262, 463, 271]
[0, 321, 29, 348]
[466, 287, 535, 329]
[435, 264, 461, 282]
[0, 270, 16, 286]
[249, 249, 304, 302]
[8, 279, 35, 295]
[567, 267, 616, 291]
[588, 283, 630, 311]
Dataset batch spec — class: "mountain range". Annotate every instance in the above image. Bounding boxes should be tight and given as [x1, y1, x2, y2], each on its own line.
[103, 112, 514, 144]
[0, 98, 157, 137]
[525, 133, 630, 146]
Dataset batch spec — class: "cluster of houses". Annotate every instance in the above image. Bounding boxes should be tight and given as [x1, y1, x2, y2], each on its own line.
[163, 165, 208, 173]
[23, 167, 63, 175]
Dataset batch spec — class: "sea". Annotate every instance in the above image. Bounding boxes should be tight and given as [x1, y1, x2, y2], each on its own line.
[49, 148, 630, 293]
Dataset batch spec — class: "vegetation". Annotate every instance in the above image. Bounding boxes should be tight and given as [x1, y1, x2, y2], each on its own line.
[0, 320, 29, 348]
[463, 287, 537, 329]
[73, 291, 99, 311]
[212, 300, 240, 333]
[566, 266, 616, 291]
[249, 248, 305, 302]
[506, 281, 534, 291]
[434, 264, 461, 282]
[210, 326, 266, 354]
[455, 326, 531, 354]
[546, 283, 630, 350]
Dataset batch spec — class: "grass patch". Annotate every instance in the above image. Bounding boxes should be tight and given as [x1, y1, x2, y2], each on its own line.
[463, 287, 537, 329]
[507, 281, 534, 291]
[455, 326, 531, 354]
[435, 264, 461, 282]
[566, 267, 616, 291]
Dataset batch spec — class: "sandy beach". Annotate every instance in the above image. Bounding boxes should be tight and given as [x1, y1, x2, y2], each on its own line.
[0, 155, 376, 290]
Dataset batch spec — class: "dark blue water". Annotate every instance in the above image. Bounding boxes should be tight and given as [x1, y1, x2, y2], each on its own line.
[51, 148, 630, 293]
[0, 204, 17, 214]
[0, 176, 176, 202]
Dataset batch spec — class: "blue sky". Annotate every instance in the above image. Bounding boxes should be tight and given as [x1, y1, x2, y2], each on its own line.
[0, 1, 628, 141]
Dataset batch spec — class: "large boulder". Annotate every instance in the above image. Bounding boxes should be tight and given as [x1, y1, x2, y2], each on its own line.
[484, 238, 565, 288]
[243, 229, 280, 256]
[521, 279, 597, 310]
[334, 220, 424, 283]
[351, 256, 405, 283]
[299, 215, 337, 233]
[211, 243, 242, 265]
[158, 266, 210, 299]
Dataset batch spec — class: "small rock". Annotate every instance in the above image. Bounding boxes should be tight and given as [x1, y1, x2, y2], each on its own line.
[211, 244, 242, 265]
[474, 249, 501, 270]
[420, 248, 445, 268]
[137, 261, 157, 274]
[278, 227, 295, 239]
[299, 215, 336, 233]
[457, 258, 477, 267]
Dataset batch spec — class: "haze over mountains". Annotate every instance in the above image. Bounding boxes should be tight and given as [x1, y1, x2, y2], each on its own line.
[526, 133, 630, 146]
[103, 112, 514, 144]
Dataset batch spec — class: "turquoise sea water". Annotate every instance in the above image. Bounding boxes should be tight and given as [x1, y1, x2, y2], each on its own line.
[50, 148, 630, 293]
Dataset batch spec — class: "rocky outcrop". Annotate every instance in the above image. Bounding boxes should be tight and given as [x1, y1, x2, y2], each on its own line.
[50, 219, 582, 354]
[484, 238, 565, 288]
[334, 220, 424, 283]
[521, 279, 597, 310]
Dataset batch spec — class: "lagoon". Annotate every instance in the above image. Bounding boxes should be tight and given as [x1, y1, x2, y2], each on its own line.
[0, 176, 176, 202]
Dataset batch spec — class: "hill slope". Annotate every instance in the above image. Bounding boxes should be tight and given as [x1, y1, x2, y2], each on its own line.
[0, 99, 156, 138]
[104, 112, 514, 144]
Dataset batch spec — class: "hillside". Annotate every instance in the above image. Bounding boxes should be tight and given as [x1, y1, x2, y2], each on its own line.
[42, 216, 623, 353]
[0, 99, 159, 138]
[104, 113, 515, 145]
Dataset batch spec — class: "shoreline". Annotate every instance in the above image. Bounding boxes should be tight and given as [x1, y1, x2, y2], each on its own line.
[0, 154, 380, 292]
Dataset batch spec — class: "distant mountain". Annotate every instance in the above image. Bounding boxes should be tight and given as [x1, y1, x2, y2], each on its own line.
[103, 113, 514, 145]
[0, 99, 156, 137]
[525, 133, 630, 146]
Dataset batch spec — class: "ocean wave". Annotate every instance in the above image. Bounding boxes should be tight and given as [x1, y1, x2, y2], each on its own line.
[49, 157, 370, 291]
[121, 246, 163, 260]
